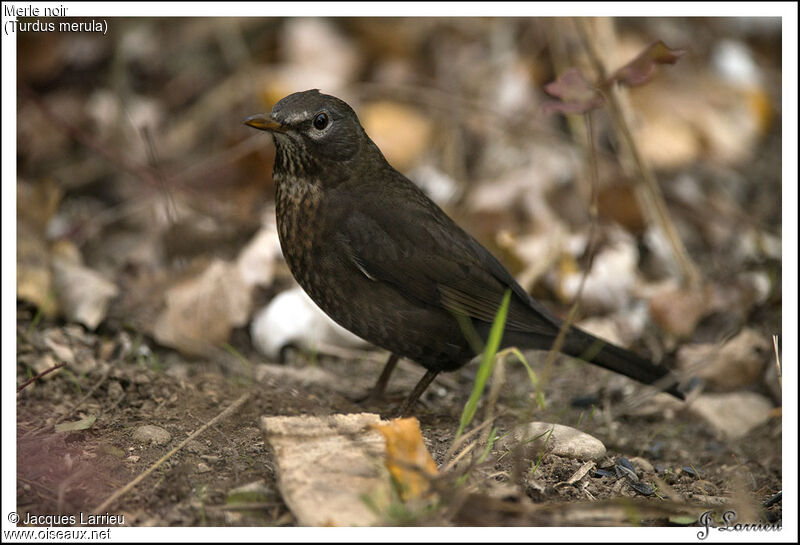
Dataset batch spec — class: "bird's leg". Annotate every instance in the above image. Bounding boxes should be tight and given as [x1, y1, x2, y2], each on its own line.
[399, 369, 440, 417]
[354, 353, 399, 403]
[369, 353, 399, 399]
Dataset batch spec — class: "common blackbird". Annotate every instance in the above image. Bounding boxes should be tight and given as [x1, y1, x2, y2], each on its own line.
[245, 89, 684, 414]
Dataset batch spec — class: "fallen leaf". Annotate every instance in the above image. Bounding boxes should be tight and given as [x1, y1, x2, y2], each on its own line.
[235, 223, 282, 289]
[373, 418, 438, 501]
[17, 222, 58, 317]
[688, 392, 773, 440]
[55, 414, 96, 433]
[543, 68, 605, 115]
[608, 40, 686, 88]
[51, 240, 119, 330]
[153, 259, 251, 356]
[677, 328, 770, 390]
[648, 283, 716, 339]
[361, 101, 433, 171]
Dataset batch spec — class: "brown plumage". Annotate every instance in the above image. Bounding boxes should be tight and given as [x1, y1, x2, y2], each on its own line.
[245, 89, 683, 414]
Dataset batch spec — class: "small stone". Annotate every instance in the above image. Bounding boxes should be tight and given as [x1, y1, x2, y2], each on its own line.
[689, 392, 773, 440]
[503, 422, 606, 461]
[106, 380, 124, 399]
[196, 462, 212, 474]
[629, 456, 655, 473]
[132, 424, 171, 446]
[677, 328, 770, 390]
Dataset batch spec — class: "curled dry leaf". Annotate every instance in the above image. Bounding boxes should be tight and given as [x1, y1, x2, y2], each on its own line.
[542, 68, 605, 115]
[154, 224, 281, 356]
[153, 259, 251, 356]
[51, 240, 119, 330]
[360, 101, 433, 172]
[648, 282, 718, 339]
[372, 417, 438, 501]
[54, 414, 96, 433]
[17, 178, 63, 317]
[558, 230, 639, 314]
[258, 18, 360, 113]
[688, 392, 773, 440]
[607, 40, 686, 88]
[677, 328, 771, 391]
[235, 223, 282, 289]
[17, 222, 58, 317]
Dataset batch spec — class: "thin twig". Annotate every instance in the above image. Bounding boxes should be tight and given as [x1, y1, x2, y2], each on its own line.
[91, 391, 252, 514]
[443, 417, 495, 465]
[573, 17, 701, 287]
[441, 442, 477, 475]
[17, 362, 67, 393]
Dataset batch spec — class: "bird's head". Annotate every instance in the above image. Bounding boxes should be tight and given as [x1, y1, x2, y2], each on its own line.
[245, 90, 374, 181]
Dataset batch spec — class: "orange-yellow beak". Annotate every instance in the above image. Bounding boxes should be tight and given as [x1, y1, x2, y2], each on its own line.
[243, 114, 284, 132]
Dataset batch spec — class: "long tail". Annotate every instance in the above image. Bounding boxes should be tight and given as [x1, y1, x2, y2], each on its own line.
[561, 327, 684, 399]
[502, 326, 685, 399]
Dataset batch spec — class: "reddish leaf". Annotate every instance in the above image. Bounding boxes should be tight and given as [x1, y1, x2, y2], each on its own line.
[608, 40, 686, 88]
[543, 68, 605, 115]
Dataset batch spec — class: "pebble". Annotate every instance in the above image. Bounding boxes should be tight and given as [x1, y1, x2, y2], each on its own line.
[689, 392, 773, 440]
[503, 422, 606, 461]
[132, 424, 171, 446]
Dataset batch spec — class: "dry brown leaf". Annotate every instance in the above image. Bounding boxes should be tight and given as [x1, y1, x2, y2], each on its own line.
[360, 101, 433, 171]
[689, 392, 773, 440]
[235, 223, 282, 289]
[557, 230, 639, 313]
[153, 259, 251, 356]
[372, 418, 438, 501]
[630, 75, 766, 168]
[16, 179, 63, 317]
[677, 328, 771, 390]
[17, 178, 62, 232]
[17, 222, 58, 317]
[648, 283, 716, 339]
[607, 40, 686, 88]
[543, 68, 605, 115]
[51, 240, 118, 330]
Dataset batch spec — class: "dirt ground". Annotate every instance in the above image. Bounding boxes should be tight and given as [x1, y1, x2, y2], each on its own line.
[13, 15, 786, 533]
[16, 305, 782, 528]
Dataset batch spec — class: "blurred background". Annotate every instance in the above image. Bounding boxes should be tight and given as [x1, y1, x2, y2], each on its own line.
[14, 15, 785, 527]
[17, 16, 782, 365]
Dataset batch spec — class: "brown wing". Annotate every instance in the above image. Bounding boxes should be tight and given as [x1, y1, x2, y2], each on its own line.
[334, 171, 561, 336]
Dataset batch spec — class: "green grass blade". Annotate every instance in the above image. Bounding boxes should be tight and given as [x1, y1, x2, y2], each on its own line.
[505, 347, 546, 410]
[455, 290, 511, 440]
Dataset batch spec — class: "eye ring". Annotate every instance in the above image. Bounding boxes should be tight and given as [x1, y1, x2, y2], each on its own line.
[313, 112, 329, 130]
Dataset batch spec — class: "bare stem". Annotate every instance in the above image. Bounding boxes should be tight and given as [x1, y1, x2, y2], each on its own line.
[573, 17, 701, 287]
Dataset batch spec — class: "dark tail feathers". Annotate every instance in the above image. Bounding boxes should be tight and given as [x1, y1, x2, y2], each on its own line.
[562, 328, 685, 399]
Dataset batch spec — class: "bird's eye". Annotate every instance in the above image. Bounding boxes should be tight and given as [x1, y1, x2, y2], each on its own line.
[313, 112, 329, 130]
